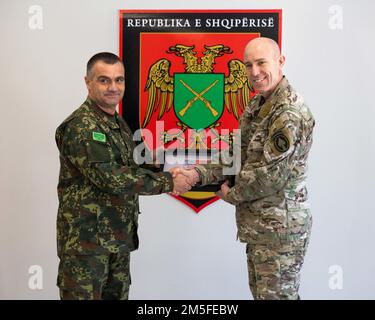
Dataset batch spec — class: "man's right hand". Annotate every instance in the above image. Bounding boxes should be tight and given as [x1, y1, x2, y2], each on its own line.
[170, 167, 200, 195]
[171, 173, 191, 195]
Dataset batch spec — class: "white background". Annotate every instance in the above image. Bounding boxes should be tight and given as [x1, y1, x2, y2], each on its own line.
[1, 0, 374, 299]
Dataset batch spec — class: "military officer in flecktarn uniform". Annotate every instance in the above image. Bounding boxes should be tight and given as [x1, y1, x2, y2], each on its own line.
[55, 52, 194, 300]
[176, 37, 315, 299]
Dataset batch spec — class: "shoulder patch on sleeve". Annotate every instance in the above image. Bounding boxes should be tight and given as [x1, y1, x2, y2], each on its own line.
[271, 131, 290, 153]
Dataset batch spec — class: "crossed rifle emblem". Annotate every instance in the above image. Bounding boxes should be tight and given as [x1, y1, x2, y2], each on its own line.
[178, 79, 219, 117]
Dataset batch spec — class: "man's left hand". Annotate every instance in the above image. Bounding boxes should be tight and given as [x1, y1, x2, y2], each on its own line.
[216, 180, 230, 200]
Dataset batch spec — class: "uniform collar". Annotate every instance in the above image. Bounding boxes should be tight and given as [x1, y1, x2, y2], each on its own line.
[258, 76, 289, 119]
[85, 97, 119, 130]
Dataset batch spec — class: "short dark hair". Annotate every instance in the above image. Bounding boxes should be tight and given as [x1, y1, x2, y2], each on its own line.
[86, 52, 124, 77]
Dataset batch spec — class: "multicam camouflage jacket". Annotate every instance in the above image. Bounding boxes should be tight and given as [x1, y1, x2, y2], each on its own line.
[55, 98, 173, 257]
[196, 77, 315, 243]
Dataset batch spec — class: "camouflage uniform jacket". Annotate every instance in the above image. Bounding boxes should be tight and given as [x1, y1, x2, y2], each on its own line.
[55, 98, 173, 257]
[196, 77, 315, 243]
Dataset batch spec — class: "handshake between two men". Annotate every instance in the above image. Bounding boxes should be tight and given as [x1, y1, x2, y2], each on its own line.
[169, 167, 200, 196]
[169, 166, 232, 200]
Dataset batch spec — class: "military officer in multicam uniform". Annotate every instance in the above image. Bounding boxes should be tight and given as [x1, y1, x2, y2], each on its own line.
[188, 37, 315, 299]
[55, 52, 192, 300]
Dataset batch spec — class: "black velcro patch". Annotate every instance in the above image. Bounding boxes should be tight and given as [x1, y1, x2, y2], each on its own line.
[272, 132, 290, 153]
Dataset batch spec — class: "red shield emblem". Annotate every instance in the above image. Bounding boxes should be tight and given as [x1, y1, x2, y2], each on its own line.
[120, 10, 282, 212]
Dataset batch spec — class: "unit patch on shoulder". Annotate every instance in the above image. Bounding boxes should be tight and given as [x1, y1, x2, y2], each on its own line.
[272, 131, 290, 153]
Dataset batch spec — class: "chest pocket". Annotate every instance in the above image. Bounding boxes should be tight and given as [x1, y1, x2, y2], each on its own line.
[111, 140, 124, 165]
[111, 129, 134, 166]
[245, 127, 269, 164]
[86, 140, 111, 163]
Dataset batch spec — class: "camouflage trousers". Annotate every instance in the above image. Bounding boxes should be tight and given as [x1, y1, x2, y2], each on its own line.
[57, 251, 130, 300]
[246, 230, 310, 300]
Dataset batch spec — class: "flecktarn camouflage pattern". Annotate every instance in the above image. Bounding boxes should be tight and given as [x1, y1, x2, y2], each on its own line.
[55, 98, 173, 299]
[57, 252, 130, 300]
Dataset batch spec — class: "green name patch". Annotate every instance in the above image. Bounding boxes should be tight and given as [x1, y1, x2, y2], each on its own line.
[92, 132, 106, 143]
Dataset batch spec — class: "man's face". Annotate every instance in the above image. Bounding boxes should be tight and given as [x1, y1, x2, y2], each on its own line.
[85, 61, 125, 109]
[244, 42, 285, 98]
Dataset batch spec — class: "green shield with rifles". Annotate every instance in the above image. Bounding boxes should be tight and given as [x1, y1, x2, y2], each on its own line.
[174, 73, 224, 130]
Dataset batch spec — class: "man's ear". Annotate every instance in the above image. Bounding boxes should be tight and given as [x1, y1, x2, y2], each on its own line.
[279, 55, 286, 68]
[84, 76, 90, 90]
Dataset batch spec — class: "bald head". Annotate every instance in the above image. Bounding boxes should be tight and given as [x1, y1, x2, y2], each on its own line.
[245, 37, 281, 59]
[243, 37, 285, 98]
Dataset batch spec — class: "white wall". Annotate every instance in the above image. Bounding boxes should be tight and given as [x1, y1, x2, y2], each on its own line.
[1, 0, 374, 299]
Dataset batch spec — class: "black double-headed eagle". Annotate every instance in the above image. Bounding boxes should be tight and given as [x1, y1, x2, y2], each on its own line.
[142, 44, 254, 128]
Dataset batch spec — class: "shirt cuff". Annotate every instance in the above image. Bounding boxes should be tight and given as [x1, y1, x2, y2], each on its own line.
[156, 171, 174, 193]
[194, 165, 208, 185]
[225, 187, 240, 205]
